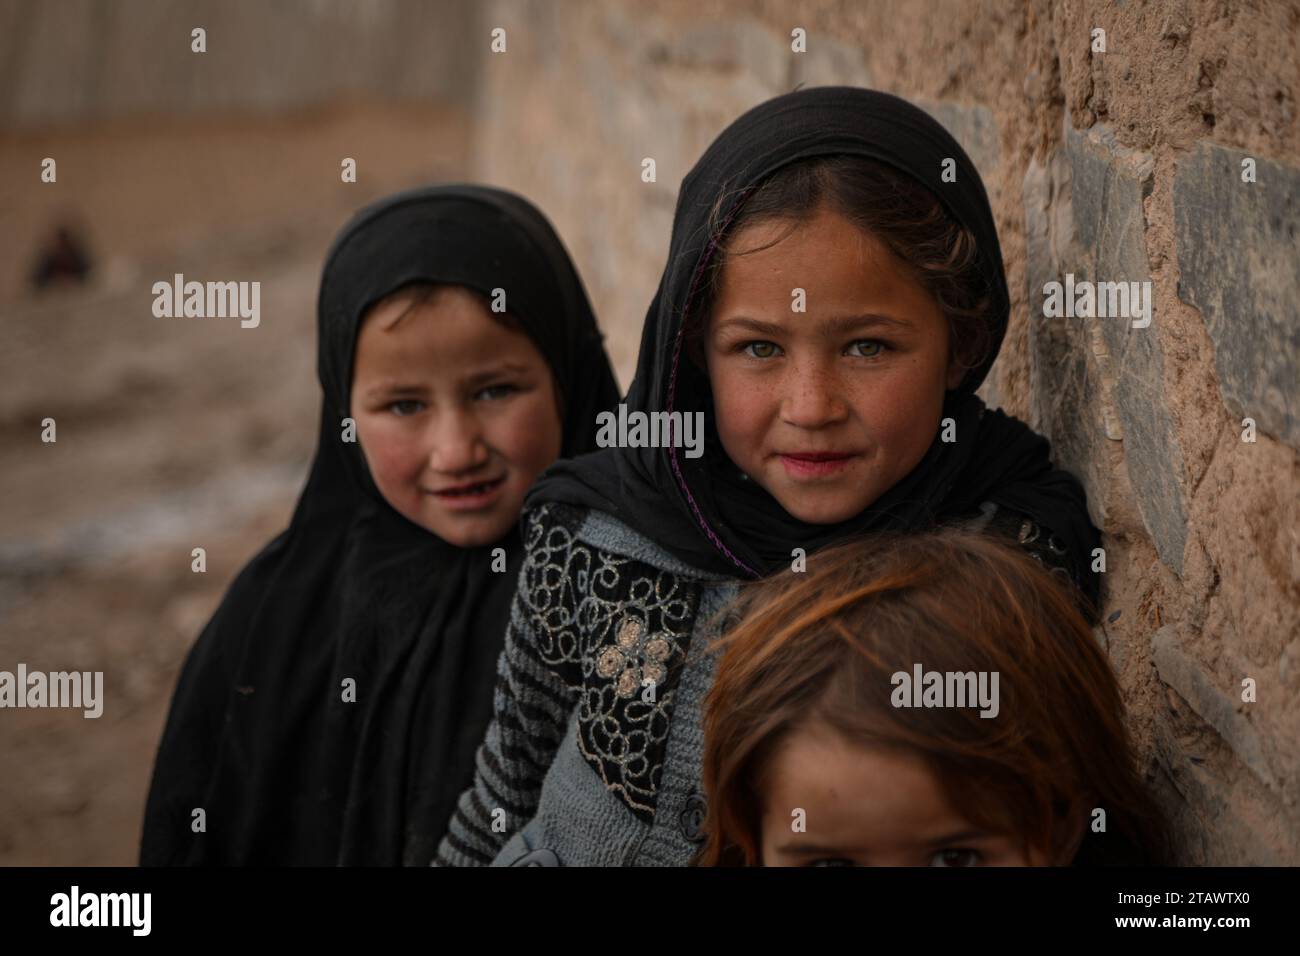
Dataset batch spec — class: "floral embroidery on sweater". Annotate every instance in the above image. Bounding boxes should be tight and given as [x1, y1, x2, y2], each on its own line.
[518, 504, 701, 822]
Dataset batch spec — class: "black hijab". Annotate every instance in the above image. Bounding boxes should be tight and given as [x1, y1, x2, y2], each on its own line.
[141, 185, 619, 866]
[528, 87, 1099, 604]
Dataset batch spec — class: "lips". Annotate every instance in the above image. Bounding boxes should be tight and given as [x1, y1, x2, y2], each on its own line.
[781, 452, 854, 463]
[432, 475, 507, 497]
[778, 451, 857, 478]
[426, 475, 510, 513]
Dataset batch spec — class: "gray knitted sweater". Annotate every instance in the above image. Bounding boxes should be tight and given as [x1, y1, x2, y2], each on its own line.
[433, 498, 1075, 867]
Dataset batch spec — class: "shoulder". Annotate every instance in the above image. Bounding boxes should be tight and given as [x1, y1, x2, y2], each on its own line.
[514, 500, 707, 667]
[187, 527, 293, 665]
[958, 500, 1083, 588]
[521, 502, 713, 579]
[958, 500, 1101, 621]
[518, 501, 587, 567]
[516, 504, 709, 622]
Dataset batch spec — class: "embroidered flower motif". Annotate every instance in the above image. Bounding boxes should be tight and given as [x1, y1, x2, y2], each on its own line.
[596, 616, 672, 699]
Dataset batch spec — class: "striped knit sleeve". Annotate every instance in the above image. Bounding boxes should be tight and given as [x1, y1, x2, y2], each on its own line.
[433, 504, 584, 866]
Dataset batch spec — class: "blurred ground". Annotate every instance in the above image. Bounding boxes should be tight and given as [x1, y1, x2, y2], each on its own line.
[0, 100, 471, 864]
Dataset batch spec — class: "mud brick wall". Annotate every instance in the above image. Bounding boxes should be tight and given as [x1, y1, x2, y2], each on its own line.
[468, 0, 1300, 863]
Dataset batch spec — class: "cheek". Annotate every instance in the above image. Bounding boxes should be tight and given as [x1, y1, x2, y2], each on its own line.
[709, 365, 769, 451]
[490, 390, 563, 475]
[856, 361, 946, 446]
[355, 416, 427, 492]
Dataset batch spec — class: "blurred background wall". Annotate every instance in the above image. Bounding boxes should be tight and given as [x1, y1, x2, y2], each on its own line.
[1, 0, 1297, 865]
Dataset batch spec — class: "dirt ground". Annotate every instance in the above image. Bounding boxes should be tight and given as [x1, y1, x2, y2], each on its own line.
[0, 100, 471, 864]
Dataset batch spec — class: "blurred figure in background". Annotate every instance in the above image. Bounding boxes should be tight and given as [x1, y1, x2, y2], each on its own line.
[30, 223, 93, 291]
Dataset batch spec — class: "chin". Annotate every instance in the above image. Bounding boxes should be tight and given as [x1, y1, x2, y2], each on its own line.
[438, 519, 511, 549]
[407, 509, 506, 548]
[775, 494, 865, 525]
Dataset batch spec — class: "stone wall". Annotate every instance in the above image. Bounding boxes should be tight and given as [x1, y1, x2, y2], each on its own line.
[469, 0, 1300, 863]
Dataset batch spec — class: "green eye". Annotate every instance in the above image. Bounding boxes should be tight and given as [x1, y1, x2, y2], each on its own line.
[476, 383, 516, 401]
[848, 340, 885, 358]
[389, 400, 424, 416]
[743, 341, 780, 359]
[930, 848, 980, 867]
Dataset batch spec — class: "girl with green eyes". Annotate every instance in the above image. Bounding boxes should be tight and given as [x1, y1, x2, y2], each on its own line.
[436, 88, 1103, 868]
[141, 185, 618, 865]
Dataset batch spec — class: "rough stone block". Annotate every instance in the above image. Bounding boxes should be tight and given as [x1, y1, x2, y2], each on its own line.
[1152, 626, 1280, 797]
[1067, 121, 1189, 573]
[1173, 142, 1300, 449]
[918, 100, 1001, 184]
[1151, 707, 1292, 864]
[1023, 156, 1111, 527]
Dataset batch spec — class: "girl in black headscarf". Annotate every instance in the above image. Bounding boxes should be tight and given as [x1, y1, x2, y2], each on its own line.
[435, 88, 1101, 867]
[140, 185, 619, 865]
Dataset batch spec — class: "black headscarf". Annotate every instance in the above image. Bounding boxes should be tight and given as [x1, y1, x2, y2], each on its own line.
[141, 185, 619, 866]
[528, 87, 1099, 604]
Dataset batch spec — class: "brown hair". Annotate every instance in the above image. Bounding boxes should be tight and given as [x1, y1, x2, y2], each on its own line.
[687, 155, 997, 386]
[698, 530, 1169, 866]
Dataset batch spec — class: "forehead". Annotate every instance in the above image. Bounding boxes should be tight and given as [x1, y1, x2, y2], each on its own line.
[353, 286, 545, 376]
[714, 205, 930, 308]
[763, 725, 965, 844]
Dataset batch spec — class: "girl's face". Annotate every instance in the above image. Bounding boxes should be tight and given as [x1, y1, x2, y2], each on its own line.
[758, 722, 1053, 867]
[349, 285, 563, 547]
[705, 205, 963, 524]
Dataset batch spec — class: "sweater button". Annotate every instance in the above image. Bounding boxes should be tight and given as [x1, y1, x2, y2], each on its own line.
[679, 792, 708, 844]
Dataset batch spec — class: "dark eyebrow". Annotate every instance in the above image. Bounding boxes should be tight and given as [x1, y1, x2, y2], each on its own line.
[818, 313, 912, 335]
[464, 362, 535, 387]
[922, 828, 993, 847]
[712, 316, 786, 337]
[713, 314, 913, 337]
[363, 382, 428, 399]
[363, 362, 535, 399]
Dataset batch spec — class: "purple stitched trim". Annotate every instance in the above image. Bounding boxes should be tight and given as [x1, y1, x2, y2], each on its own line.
[665, 188, 759, 579]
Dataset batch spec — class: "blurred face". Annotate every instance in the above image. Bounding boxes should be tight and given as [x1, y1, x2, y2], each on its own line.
[759, 722, 1053, 867]
[349, 285, 563, 547]
[705, 204, 962, 524]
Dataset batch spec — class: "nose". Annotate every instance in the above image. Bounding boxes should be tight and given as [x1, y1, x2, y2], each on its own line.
[780, 362, 848, 429]
[427, 408, 490, 474]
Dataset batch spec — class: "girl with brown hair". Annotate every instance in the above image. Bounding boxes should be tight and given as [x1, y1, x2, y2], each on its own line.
[699, 530, 1169, 867]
